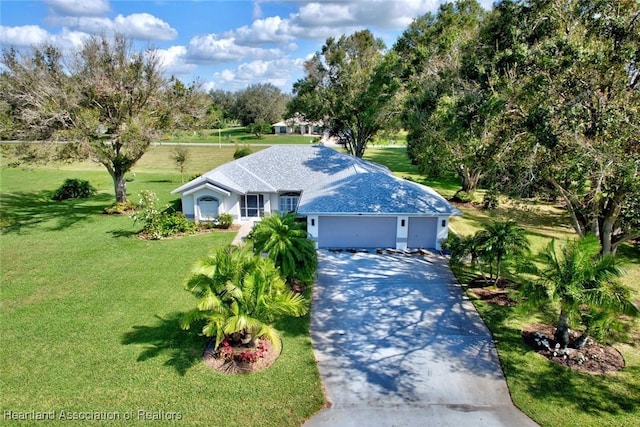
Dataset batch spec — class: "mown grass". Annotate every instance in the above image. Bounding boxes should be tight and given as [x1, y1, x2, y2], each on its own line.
[2, 143, 638, 426]
[162, 127, 319, 145]
[366, 147, 640, 427]
[0, 154, 324, 425]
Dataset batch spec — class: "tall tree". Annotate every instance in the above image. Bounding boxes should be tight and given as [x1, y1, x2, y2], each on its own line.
[233, 83, 289, 127]
[288, 30, 400, 158]
[2, 35, 170, 203]
[160, 77, 213, 131]
[208, 89, 237, 125]
[485, 0, 640, 254]
[396, 1, 493, 192]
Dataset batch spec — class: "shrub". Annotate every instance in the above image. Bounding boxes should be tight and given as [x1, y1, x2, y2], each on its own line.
[52, 179, 96, 201]
[248, 213, 317, 285]
[452, 190, 474, 203]
[160, 212, 195, 236]
[132, 190, 195, 239]
[215, 213, 233, 229]
[104, 200, 137, 215]
[482, 189, 499, 210]
[233, 147, 252, 159]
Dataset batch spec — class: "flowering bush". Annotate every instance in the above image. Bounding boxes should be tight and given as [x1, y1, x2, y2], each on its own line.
[218, 338, 271, 364]
[132, 190, 195, 239]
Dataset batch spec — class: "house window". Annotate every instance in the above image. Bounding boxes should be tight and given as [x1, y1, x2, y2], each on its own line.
[279, 193, 300, 213]
[240, 194, 264, 218]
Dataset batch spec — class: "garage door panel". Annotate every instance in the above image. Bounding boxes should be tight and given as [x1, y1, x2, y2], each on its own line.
[318, 216, 396, 248]
[407, 217, 437, 249]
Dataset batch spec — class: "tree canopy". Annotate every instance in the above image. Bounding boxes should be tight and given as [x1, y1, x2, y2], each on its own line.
[1, 35, 198, 203]
[232, 83, 289, 127]
[288, 29, 401, 158]
[400, 0, 640, 254]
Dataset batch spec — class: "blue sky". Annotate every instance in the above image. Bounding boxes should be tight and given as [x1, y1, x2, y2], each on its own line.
[1, 0, 492, 93]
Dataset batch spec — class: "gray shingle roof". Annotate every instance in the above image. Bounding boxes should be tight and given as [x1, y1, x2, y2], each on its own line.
[172, 145, 460, 216]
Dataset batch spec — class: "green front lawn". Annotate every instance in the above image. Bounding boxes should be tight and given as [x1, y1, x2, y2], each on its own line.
[161, 127, 319, 145]
[1, 161, 324, 425]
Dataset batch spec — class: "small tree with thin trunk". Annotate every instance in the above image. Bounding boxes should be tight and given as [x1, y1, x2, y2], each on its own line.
[181, 245, 308, 352]
[248, 212, 317, 285]
[171, 146, 190, 183]
[474, 220, 530, 286]
[518, 235, 639, 349]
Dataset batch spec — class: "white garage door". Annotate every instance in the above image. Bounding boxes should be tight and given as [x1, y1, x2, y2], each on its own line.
[318, 216, 397, 248]
[407, 217, 438, 249]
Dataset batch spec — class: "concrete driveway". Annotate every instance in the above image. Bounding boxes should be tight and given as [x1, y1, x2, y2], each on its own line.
[305, 251, 537, 427]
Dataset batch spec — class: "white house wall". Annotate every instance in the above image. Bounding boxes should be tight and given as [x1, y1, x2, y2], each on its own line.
[182, 194, 195, 219]
[436, 216, 450, 250]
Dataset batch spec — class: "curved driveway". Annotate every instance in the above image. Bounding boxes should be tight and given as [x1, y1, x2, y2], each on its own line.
[305, 251, 537, 427]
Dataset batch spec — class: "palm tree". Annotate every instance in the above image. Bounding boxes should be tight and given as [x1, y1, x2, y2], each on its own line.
[181, 245, 308, 351]
[474, 220, 530, 286]
[519, 235, 638, 349]
[248, 212, 317, 285]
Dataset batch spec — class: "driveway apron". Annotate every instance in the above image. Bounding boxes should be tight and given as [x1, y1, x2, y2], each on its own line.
[305, 251, 538, 427]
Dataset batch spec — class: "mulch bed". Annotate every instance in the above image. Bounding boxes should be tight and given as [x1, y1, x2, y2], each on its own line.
[469, 287, 516, 306]
[203, 337, 281, 375]
[138, 224, 240, 240]
[521, 323, 625, 375]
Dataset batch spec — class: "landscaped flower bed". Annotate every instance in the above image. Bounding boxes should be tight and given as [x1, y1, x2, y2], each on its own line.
[203, 337, 281, 374]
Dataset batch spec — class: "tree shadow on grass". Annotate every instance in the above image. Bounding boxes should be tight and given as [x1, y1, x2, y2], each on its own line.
[478, 302, 640, 417]
[121, 312, 206, 376]
[0, 190, 113, 234]
[107, 229, 139, 238]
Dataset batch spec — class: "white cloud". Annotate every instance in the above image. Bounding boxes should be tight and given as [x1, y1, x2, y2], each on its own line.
[186, 34, 282, 64]
[45, 0, 110, 17]
[156, 45, 197, 75]
[294, 2, 355, 27]
[0, 25, 51, 48]
[232, 16, 293, 46]
[47, 13, 177, 41]
[113, 13, 178, 41]
[253, 0, 263, 19]
[218, 0, 448, 48]
[289, 0, 442, 34]
[0, 24, 94, 52]
[209, 57, 304, 91]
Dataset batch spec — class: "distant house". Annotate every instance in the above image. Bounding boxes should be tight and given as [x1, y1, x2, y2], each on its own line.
[272, 117, 323, 135]
[171, 145, 460, 250]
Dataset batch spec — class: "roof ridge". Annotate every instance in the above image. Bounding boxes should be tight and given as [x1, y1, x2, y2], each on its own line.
[235, 159, 278, 193]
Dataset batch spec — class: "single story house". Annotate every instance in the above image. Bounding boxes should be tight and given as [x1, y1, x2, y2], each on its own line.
[272, 118, 323, 135]
[171, 145, 460, 250]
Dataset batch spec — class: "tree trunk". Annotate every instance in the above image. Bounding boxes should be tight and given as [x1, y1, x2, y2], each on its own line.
[554, 312, 570, 349]
[112, 172, 127, 203]
[574, 331, 589, 349]
[493, 256, 502, 287]
[459, 167, 482, 192]
[599, 199, 621, 255]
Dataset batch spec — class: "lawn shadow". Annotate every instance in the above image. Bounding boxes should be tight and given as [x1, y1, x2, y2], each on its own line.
[0, 190, 112, 234]
[121, 312, 206, 376]
[108, 229, 139, 238]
